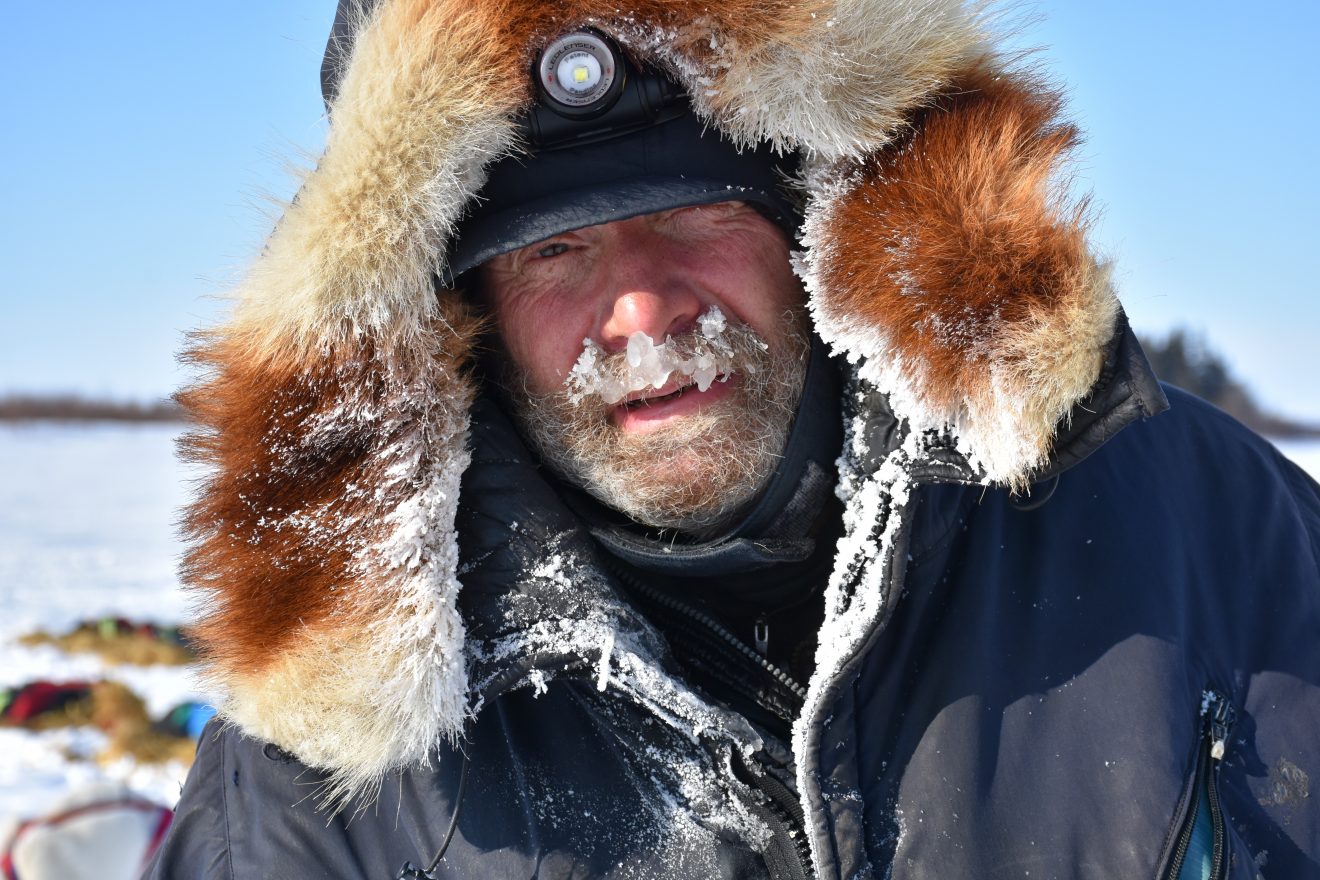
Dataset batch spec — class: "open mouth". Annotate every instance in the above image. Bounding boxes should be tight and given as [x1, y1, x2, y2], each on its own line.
[611, 374, 738, 433]
[624, 383, 692, 409]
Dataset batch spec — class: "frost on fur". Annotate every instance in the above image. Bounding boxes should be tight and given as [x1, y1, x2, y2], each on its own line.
[181, 329, 477, 809]
[790, 374, 925, 874]
[614, 0, 988, 159]
[797, 64, 1118, 489]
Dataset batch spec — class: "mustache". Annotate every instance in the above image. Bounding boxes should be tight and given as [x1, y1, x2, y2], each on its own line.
[564, 306, 768, 406]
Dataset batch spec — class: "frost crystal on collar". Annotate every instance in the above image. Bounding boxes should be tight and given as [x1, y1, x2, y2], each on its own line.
[565, 306, 740, 405]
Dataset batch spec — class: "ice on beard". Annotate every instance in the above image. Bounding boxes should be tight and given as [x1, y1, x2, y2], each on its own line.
[566, 306, 739, 406]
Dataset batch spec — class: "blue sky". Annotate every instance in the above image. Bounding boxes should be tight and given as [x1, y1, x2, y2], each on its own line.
[3, 3, 1317, 419]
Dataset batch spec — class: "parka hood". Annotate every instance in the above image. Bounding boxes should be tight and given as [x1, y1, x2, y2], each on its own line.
[180, 0, 1157, 804]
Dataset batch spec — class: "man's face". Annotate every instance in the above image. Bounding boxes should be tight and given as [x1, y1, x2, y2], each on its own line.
[479, 201, 810, 531]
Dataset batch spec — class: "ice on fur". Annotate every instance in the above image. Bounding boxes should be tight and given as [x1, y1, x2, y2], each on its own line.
[566, 307, 764, 405]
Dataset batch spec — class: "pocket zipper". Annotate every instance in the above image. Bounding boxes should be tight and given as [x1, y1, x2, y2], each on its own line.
[1164, 691, 1235, 880]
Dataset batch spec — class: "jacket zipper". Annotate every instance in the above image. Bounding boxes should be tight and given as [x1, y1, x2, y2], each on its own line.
[607, 564, 815, 879]
[1163, 692, 1234, 880]
[609, 566, 808, 702]
[732, 751, 815, 880]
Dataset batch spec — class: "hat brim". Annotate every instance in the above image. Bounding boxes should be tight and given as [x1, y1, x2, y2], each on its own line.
[447, 176, 796, 280]
[445, 109, 800, 282]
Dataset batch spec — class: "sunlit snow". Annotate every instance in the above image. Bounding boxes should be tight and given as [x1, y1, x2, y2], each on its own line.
[0, 424, 205, 828]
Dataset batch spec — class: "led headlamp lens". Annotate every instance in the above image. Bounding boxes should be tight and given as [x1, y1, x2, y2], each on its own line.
[539, 32, 618, 112]
[559, 52, 601, 92]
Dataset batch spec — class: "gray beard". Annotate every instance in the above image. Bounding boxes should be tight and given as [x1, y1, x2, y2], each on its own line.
[502, 316, 809, 533]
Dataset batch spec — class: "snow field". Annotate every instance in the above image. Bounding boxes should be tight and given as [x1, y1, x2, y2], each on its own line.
[1274, 439, 1320, 483]
[0, 424, 205, 826]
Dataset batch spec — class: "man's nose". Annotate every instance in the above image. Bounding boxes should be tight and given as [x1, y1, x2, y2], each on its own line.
[598, 246, 703, 350]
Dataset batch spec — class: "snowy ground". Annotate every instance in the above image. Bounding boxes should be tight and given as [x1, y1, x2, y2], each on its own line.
[0, 423, 204, 826]
[1274, 439, 1320, 484]
[1, 423, 1318, 832]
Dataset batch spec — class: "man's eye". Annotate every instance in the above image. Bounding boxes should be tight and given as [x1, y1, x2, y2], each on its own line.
[536, 242, 571, 259]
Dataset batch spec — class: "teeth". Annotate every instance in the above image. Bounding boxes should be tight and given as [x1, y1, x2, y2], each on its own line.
[627, 385, 688, 408]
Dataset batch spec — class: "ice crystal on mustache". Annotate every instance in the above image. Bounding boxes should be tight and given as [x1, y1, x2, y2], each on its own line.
[565, 306, 759, 405]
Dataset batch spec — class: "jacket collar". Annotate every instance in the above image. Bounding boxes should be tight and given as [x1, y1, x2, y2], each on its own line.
[854, 314, 1168, 488]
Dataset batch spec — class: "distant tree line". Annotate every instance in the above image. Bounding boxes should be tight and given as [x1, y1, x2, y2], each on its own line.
[1138, 330, 1320, 439]
[2, 332, 1316, 438]
[0, 394, 183, 423]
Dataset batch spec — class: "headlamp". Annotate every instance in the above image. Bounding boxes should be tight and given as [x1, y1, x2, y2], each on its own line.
[538, 32, 621, 116]
[525, 30, 686, 151]
[445, 29, 800, 278]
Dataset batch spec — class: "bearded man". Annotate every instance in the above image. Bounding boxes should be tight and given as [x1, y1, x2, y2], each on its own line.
[148, 2, 1320, 879]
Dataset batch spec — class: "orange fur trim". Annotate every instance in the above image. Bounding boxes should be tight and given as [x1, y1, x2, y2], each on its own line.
[820, 65, 1089, 405]
[807, 62, 1118, 484]
[178, 297, 482, 681]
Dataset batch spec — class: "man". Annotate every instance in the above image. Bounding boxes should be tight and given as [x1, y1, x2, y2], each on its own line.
[149, 1, 1320, 878]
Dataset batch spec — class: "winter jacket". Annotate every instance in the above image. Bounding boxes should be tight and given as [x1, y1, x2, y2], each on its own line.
[146, 1, 1320, 877]
[149, 334, 1320, 880]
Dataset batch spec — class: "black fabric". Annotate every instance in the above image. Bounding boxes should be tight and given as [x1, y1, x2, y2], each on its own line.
[148, 341, 1320, 879]
[150, 686, 773, 880]
[846, 388, 1320, 878]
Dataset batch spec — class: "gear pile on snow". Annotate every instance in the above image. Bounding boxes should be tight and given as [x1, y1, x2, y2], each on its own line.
[1, 782, 173, 880]
[0, 679, 212, 766]
[19, 618, 194, 667]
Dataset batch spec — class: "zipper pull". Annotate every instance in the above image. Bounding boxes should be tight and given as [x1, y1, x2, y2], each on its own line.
[1205, 691, 1236, 761]
[753, 616, 770, 657]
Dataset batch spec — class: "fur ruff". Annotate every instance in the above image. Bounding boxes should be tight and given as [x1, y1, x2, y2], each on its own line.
[183, 0, 1117, 802]
[802, 63, 1117, 486]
